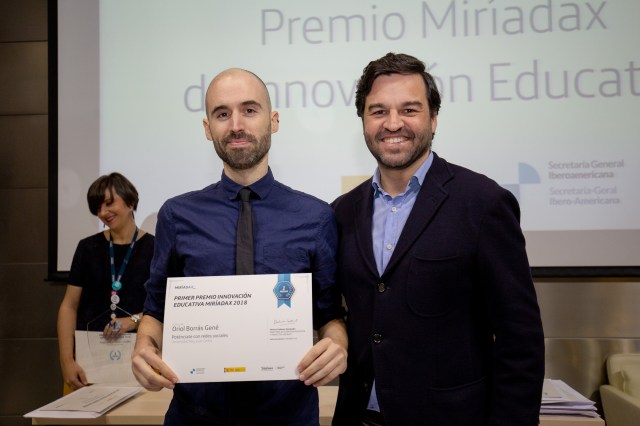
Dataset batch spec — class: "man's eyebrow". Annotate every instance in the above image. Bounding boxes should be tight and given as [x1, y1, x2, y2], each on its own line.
[367, 102, 386, 111]
[367, 100, 424, 111]
[211, 100, 263, 116]
[400, 100, 424, 108]
[240, 100, 263, 110]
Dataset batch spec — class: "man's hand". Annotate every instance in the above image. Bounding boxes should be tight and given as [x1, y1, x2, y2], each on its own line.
[297, 319, 347, 387]
[131, 315, 178, 391]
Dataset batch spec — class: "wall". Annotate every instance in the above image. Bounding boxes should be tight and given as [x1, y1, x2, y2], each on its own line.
[0, 1, 66, 425]
[536, 278, 640, 413]
[0, 2, 638, 425]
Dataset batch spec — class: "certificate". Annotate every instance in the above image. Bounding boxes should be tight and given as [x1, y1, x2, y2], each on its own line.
[24, 385, 142, 419]
[162, 273, 313, 383]
[74, 330, 139, 386]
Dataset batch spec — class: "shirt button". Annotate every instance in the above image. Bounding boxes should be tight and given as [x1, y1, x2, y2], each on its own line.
[373, 333, 383, 344]
[391, 206, 397, 212]
[377, 283, 386, 293]
[386, 243, 393, 250]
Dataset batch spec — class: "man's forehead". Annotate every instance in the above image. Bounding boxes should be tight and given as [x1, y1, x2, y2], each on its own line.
[367, 74, 427, 99]
[207, 73, 268, 105]
[210, 69, 262, 91]
[371, 73, 425, 88]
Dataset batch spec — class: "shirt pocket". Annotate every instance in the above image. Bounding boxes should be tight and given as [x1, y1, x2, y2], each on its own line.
[405, 252, 462, 317]
[261, 244, 310, 273]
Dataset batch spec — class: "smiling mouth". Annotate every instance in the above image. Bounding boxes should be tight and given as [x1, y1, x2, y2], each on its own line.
[381, 136, 408, 144]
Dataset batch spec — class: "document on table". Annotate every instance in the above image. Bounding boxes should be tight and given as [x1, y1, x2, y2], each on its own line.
[24, 332, 142, 419]
[75, 330, 139, 386]
[540, 379, 599, 418]
[24, 385, 142, 419]
[162, 273, 313, 383]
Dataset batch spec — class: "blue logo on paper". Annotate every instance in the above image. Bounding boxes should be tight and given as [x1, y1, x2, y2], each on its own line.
[273, 273, 295, 308]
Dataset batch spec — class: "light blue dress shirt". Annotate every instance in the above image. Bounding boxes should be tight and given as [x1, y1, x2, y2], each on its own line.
[367, 151, 434, 411]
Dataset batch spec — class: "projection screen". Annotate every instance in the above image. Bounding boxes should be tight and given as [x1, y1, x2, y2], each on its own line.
[51, 0, 640, 277]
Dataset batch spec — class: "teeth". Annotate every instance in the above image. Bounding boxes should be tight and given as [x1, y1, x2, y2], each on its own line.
[383, 137, 406, 144]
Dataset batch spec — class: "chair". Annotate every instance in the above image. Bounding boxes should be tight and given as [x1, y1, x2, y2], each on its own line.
[600, 353, 640, 426]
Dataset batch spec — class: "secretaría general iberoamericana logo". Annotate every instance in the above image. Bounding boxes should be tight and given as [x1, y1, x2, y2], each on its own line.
[501, 162, 541, 201]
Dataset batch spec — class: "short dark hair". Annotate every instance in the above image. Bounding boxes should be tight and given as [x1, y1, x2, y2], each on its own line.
[355, 52, 441, 119]
[87, 172, 139, 216]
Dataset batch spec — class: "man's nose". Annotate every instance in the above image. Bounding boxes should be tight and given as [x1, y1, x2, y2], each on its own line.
[230, 113, 245, 133]
[384, 110, 403, 132]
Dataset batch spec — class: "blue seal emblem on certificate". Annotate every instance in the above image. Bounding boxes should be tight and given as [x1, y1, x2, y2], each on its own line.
[273, 273, 295, 308]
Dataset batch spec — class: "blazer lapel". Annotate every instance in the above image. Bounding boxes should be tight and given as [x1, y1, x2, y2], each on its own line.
[383, 154, 453, 275]
[352, 180, 379, 277]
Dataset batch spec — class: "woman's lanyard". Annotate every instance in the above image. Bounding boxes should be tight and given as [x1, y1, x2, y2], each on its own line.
[109, 227, 139, 320]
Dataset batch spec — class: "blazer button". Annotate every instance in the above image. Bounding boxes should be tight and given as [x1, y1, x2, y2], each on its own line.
[377, 282, 386, 293]
[372, 333, 383, 344]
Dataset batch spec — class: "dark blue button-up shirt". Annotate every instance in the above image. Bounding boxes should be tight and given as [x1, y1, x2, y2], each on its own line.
[144, 168, 343, 425]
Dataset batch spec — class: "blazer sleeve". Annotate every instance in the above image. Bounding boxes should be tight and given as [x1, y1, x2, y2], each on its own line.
[477, 188, 545, 425]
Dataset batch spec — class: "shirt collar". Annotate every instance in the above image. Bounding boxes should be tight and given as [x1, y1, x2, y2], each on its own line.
[372, 151, 434, 197]
[222, 167, 275, 201]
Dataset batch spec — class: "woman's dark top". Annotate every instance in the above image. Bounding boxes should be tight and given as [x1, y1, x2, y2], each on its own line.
[68, 232, 154, 331]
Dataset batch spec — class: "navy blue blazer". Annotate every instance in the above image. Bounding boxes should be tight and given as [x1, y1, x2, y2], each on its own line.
[331, 153, 544, 426]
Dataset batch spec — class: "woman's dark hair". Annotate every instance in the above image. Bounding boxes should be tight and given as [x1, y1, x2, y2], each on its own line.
[87, 172, 139, 216]
[355, 52, 441, 119]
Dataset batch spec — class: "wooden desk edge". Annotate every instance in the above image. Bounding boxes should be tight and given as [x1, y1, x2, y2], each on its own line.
[31, 387, 336, 425]
[540, 415, 605, 426]
[32, 386, 604, 425]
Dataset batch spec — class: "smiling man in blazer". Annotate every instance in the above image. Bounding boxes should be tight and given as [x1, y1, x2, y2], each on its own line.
[331, 52, 545, 426]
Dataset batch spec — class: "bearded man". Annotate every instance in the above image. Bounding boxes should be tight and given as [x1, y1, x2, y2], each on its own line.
[331, 53, 544, 426]
[132, 68, 347, 426]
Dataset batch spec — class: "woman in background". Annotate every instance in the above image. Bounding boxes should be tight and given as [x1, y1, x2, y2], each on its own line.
[57, 172, 154, 392]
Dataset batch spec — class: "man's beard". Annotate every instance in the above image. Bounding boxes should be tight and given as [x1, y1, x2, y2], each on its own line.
[364, 128, 432, 170]
[214, 130, 271, 170]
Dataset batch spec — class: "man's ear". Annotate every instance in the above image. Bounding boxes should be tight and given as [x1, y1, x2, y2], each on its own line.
[203, 118, 213, 141]
[271, 111, 279, 134]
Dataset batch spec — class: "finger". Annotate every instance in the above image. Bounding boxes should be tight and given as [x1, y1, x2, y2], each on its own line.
[133, 350, 178, 390]
[132, 369, 165, 391]
[131, 356, 164, 391]
[104, 322, 117, 337]
[298, 338, 335, 378]
[149, 360, 179, 385]
[69, 377, 84, 389]
[304, 360, 343, 387]
[297, 339, 328, 373]
[78, 369, 89, 386]
[299, 344, 347, 386]
[138, 363, 176, 391]
[300, 355, 334, 385]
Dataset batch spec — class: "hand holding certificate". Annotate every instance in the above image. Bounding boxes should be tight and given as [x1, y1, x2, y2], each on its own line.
[162, 273, 313, 383]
